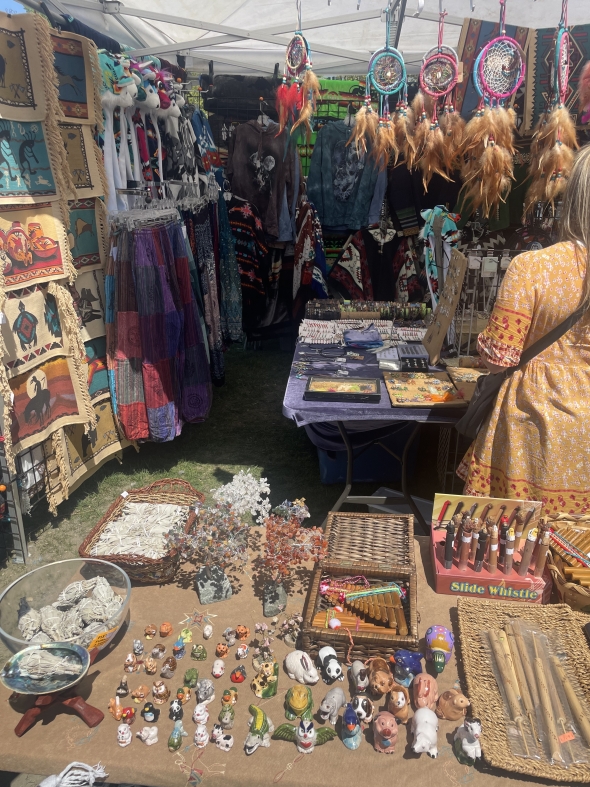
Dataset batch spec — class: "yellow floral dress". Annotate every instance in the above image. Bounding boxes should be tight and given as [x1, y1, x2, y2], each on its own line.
[458, 242, 590, 515]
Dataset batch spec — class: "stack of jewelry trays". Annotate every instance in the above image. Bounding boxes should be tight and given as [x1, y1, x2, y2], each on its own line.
[396, 326, 428, 342]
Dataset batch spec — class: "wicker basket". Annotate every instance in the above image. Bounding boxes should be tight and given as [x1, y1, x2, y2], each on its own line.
[322, 511, 414, 569]
[79, 478, 204, 584]
[301, 562, 418, 659]
[457, 597, 590, 782]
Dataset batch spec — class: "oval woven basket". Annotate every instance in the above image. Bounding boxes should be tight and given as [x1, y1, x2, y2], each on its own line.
[79, 478, 204, 585]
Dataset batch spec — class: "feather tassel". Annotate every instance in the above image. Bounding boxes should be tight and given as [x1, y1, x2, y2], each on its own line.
[348, 104, 368, 153]
[418, 123, 452, 188]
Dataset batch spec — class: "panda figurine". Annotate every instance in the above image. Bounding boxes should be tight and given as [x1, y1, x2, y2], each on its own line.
[317, 646, 344, 685]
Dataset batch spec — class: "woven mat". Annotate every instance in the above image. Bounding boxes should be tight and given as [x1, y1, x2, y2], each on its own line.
[59, 123, 107, 199]
[51, 29, 102, 127]
[457, 597, 590, 782]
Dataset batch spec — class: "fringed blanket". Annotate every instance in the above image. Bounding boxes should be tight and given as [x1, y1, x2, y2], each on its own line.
[59, 123, 107, 198]
[50, 30, 103, 128]
[68, 197, 108, 271]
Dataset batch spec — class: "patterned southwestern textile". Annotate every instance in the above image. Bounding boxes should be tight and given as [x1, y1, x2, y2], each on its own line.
[217, 194, 243, 342]
[458, 242, 590, 515]
[228, 199, 268, 332]
[50, 30, 102, 126]
[328, 232, 373, 301]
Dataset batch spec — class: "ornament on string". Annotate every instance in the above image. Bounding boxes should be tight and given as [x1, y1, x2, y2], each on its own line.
[524, 0, 578, 216]
[460, 0, 525, 217]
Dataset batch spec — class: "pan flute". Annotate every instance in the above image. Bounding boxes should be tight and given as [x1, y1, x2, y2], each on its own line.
[316, 583, 408, 635]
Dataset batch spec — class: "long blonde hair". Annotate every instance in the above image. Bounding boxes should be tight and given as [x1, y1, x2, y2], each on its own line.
[560, 144, 590, 308]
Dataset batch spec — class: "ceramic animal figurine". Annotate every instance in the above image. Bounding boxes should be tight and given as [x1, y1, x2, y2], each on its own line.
[250, 659, 279, 699]
[231, 665, 247, 683]
[191, 644, 207, 661]
[317, 646, 344, 685]
[116, 676, 129, 697]
[244, 704, 274, 755]
[144, 657, 157, 675]
[454, 717, 482, 764]
[180, 628, 192, 643]
[425, 626, 455, 674]
[124, 653, 141, 673]
[108, 696, 123, 720]
[203, 624, 213, 640]
[318, 686, 347, 725]
[194, 723, 209, 748]
[121, 707, 135, 724]
[411, 707, 439, 758]
[387, 683, 411, 724]
[160, 656, 177, 679]
[367, 657, 394, 698]
[212, 659, 225, 678]
[391, 650, 423, 688]
[273, 720, 338, 754]
[284, 651, 320, 685]
[131, 685, 150, 704]
[169, 699, 183, 721]
[141, 702, 160, 723]
[436, 689, 471, 721]
[348, 661, 369, 694]
[152, 680, 170, 704]
[196, 678, 215, 705]
[221, 688, 238, 706]
[236, 644, 249, 659]
[215, 643, 229, 659]
[151, 644, 166, 659]
[183, 668, 199, 688]
[223, 627, 236, 646]
[173, 639, 186, 659]
[117, 723, 133, 747]
[211, 724, 234, 751]
[168, 719, 188, 751]
[341, 704, 362, 750]
[351, 695, 374, 723]
[144, 624, 157, 640]
[236, 625, 250, 641]
[372, 711, 398, 753]
[136, 726, 158, 745]
[413, 673, 439, 711]
[285, 685, 313, 721]
[176, 686, 191, 704]
[160, 622, 173, 638]
[218, 703, 235, 729]
[192, 702, 210, 725]
[133, 639, 144, 657]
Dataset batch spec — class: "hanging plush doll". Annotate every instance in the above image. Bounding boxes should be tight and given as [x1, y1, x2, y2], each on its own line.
[130, 62, 161, 183]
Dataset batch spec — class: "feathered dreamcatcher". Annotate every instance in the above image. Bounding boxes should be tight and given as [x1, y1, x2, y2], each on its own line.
[460, 0, 525, 218]
[524, 0, 578, 216]
[411, 6, 462, 188]
[276, 0, 320, 139]
[348, 5, 406, 168]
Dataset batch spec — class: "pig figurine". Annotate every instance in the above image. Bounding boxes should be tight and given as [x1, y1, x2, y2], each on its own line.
[411, 707, 439, 758]
[372, 711, 398, 754]
[413, 673, 439, 711]
[436, 689, 471, 722]
[387, 683, 411, 724]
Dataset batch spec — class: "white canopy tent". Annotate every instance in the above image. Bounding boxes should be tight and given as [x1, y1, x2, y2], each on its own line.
[19, 0, 590, 75]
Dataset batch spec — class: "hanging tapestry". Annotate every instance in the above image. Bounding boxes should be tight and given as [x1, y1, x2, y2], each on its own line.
[328, 232, 373, 301]
[1, 283, 63, 377]
[68, 197, 107, 271]
[83, 336, 109, 402]
[0, 13, 59, 122]
[0, 119, 72, 204]
[8, 355, 91, 455]
[524, 24, 590, 132]
[61, 399, 128, 494]
[51, 30, 102, 127]
[59, 123, 105, 198]
[68, 268, 105, 342]
[0, 201, 73, 291]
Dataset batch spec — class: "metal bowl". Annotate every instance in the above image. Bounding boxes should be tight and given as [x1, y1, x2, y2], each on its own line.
[0, 558, 131, 655]
[1, 642, 90, 694]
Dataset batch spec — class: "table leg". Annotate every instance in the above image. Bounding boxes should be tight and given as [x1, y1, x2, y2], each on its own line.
[400, 423, 428, 532]
[329, 421, 353, 513]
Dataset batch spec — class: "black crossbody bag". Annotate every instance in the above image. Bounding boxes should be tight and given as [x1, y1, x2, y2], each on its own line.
[455, 305, 586, 440]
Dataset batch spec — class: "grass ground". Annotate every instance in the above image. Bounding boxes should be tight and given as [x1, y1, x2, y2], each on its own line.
[0, 343, 442, 588]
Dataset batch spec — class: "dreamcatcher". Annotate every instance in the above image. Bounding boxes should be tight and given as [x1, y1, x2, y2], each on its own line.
[276, 0, 320, 139]
[348, 5, 406, 167]
[460, 0, 526, 217]
[524, 0, 578, 215]
[411, 7, 461, 187]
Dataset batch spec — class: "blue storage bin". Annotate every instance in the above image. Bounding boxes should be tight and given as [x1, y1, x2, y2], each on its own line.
[316, 424, 419, 485]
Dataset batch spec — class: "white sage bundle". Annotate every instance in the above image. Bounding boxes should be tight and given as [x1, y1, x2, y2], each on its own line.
[18, 608, 41, 641]
[40, 606, 66, 640]
[54, 579, 99, 610]
[89, 502, 189, 559]
[15, 650, 84, 680]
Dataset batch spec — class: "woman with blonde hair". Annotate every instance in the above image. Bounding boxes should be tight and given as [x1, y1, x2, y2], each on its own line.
[458, 144, 590, 515]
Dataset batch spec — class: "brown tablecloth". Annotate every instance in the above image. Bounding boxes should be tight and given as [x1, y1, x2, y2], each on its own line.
[0, 535, 553, 786]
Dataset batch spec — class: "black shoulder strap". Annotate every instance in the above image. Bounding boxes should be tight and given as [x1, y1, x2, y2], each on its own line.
[516, 305, 586, 370]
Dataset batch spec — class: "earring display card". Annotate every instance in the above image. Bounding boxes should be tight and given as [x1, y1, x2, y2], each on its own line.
[303, 376, 381, 403]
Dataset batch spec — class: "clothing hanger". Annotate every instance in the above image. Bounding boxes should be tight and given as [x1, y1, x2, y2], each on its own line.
[257, 99, 271, 127]
[343, 102, 356, 128]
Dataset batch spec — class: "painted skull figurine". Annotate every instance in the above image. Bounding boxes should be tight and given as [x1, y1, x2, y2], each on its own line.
[236, 644, 249, 659]
[160, 622, 173, 638]
[191, 644, 207, 661]
[117, 723, 133, 747]
[425, 625, 454, 674]
[144, 624, 157, 640]
[212, 659, 225, 678]
[236, 625, 250, 641]
[203, 624, 213, 640]
[215, 643, 229, 659]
